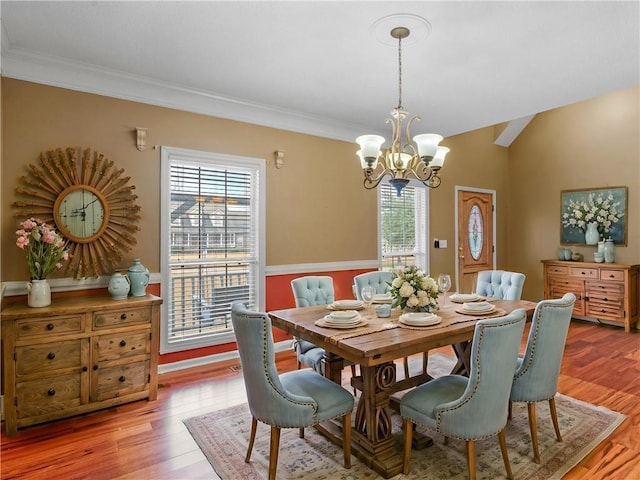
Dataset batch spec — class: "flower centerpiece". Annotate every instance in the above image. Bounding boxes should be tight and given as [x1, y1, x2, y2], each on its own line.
[16, 218, 70, 280]
[561, 192, 624, 240]
[389, 265, 439, 312]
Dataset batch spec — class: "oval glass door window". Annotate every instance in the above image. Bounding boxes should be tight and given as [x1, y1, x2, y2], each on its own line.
[468, 204, 483, 260]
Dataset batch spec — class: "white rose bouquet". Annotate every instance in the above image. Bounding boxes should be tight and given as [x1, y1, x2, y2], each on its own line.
[562, 192, 624, 238]
[389, 265, 439, 311]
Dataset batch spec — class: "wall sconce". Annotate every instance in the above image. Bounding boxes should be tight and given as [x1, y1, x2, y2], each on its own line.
[274, 150, 285, 169]
[136, 128, 147, 151]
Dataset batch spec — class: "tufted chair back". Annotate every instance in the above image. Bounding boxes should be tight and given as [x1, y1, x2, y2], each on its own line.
[475, 270, 526, 300]
[291, 276, 335, 307]
[510, 293, 576, 463]
[353, 271, 393, 299]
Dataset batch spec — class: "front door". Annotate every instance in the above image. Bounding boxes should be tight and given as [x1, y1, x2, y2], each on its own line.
[457, 189, 495, 293]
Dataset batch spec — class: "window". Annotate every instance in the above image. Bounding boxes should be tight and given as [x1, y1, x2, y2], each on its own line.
[160, 147, 265, 353]
[379, 183, 429, 272]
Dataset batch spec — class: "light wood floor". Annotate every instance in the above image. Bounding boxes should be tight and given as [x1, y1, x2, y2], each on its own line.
[1, 320, 639, 480]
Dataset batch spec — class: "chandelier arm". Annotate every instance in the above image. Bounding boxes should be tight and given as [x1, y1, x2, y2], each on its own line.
[363, 168, 388, 190]
[405, 115, 421, 149]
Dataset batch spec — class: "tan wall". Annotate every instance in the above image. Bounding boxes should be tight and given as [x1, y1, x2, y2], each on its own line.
[507, 86, 640, 301]
[1, 79, 377, 280]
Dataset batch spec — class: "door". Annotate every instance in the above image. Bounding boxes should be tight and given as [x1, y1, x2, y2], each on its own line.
[457, 189, 494, 293]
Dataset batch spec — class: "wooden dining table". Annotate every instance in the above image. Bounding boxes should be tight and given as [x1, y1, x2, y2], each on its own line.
[268, 297, 537, 479]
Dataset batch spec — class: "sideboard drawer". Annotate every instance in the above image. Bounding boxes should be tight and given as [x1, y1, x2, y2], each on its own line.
[16, 373, 82, 418]
[92, 361, 149, 402]
[569, 267, 598, 279]
[16, 315, 85, 340]
[547, 265, 569, 276]
[599, 269, 625, 281]
[93, 307, 152, 329]
[93, 330, 150, 362]
[16, 340, 85, 376]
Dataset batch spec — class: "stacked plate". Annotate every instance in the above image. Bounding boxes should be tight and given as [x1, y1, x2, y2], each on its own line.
[399, 312, 442, 327]
[331, 299, 364, 310]
[321, 310, 364, 328]
[459, 301, 496, 315]
[372, 293, 393, 304]
[450, 293, 482, 303]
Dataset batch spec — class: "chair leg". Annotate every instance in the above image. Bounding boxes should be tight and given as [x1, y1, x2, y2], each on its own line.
[245, 417, 258, 463]
[268, 425, 281, 480]
[402, 418, 413, 475]
[342, 412, 352, 469]
[508, 400, 512, 419]
[498, 429, 514, 480]
[549, 397, 563, 442]
[527, 402, 541, 463]
[466, 440, 476, 480]
[299, 427, 304, 438]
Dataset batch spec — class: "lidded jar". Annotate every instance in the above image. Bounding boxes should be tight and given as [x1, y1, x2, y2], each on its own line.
[128, 258, 149, 297]
[603, 238, 616, 263]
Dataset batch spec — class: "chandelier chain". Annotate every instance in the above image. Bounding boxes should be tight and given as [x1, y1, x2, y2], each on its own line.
[397, 34, 403, 110]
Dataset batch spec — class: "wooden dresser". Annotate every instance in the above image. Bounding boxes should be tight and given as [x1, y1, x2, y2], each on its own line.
[1, 294, 162, 435]
[542, 260, 639, 332]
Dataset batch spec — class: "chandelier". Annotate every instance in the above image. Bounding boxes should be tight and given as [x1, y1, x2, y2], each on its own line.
[356, 26, 449, 196]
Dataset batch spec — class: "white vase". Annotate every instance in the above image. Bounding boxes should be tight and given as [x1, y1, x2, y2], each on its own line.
[603, 238, 616, 263]
[27, 279, 51, 308]
[585, 222, 599, 245]
[108, 272, 131, 300]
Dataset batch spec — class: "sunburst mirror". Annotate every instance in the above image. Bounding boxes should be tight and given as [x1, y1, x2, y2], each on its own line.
[13, 147, 141, 278]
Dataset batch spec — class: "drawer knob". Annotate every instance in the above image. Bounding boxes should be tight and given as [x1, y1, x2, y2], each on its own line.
[119, 376, 126, 383]
[603, 297, 609, 301]
[47, 352, 56, 360]
[46, 323, 55, 331]
[119, 340, 127, 347]
[609, 274, 615, 278]
[47, 388, 56, 396]
[82, 366, 88, 372]
[120, 314, 128, 320]
[93, 365, 99, 371]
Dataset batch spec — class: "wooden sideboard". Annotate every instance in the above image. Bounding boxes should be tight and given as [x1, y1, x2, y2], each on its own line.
[1, 294, 162, 435]
[542, 260, 639, 332]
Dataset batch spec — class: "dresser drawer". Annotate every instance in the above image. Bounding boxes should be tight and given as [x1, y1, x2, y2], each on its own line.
[16, 373, 82, 418]
[599, 269, 625, 281]
[586, 301, 624, 321]
[93, 330, 150, 362]
[569, 267, 598, 279]
[16, 315, 85, 340]
[546, 265, 569, 276]
[586, 281, 624, 299]
[92, 361, 149, 401]
[93, 307, 152, 329]
[16, 340, 85, 376]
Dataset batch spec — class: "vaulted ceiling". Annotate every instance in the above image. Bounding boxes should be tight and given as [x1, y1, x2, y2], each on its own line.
[1, 1, 638, 142]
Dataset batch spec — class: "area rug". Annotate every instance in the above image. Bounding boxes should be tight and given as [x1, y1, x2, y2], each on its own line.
[184, 354, 626, 480]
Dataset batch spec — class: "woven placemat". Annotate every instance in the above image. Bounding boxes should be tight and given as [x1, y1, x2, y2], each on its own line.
[397, 308, 508, 330]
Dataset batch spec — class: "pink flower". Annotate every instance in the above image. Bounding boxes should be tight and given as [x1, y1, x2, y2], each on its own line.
[16, 236, 29, 249]
[16, 218, 70, 280]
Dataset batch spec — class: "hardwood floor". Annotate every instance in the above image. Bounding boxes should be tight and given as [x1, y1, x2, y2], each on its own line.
[2, 319, 639, 480]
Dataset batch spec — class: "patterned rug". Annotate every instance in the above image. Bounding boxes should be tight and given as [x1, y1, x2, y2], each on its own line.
[184, 354, 625, 480]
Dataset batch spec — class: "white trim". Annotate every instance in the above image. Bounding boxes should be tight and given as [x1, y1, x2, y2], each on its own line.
[265, 260, 378, 276]
[158, 339, 292, 374]
[454, 186, 497, 293]
[494, 115, 535, 147]
[1, 49, 371, 143]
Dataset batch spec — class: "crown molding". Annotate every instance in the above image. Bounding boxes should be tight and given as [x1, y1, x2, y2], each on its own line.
[1, 47, 371, 143]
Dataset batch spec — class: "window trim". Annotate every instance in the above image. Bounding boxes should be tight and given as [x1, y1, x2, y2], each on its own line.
[160, 146, 266, 353]
[377, 180, 430, 273]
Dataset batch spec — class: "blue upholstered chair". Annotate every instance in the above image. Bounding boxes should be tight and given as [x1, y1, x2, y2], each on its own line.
[290, 276, 336, 373]
[400, 309, 526, 480]
[475, 270, 526, 300]
[353, 271, 393, 298]
[231, 302, 354, 480]
[510, 293, 576, 463]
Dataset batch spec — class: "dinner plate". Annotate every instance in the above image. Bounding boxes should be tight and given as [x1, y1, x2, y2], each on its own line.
[331, 300, 364, 310]
[449, 293, 483, 303]
[328, 310, 359, 320]
[461, 301, 493, 311]
[456, 305, 497, 316]
[399, 313, 441, 327]
[372, 294, 393, 304]
[315, 317, 367, 329]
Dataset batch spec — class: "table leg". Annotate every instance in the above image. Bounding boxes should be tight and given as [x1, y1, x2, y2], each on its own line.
[451, 341, 472, 375]
[351, 362, 403, 478]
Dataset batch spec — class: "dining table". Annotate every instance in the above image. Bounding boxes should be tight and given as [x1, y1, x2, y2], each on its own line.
[268, 296, 537, 479]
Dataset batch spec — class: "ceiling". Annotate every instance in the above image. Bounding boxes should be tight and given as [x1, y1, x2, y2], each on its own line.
[1, 1, 638, 143]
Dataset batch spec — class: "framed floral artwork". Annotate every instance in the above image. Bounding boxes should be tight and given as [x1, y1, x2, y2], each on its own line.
[560, 186, 627, 246]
